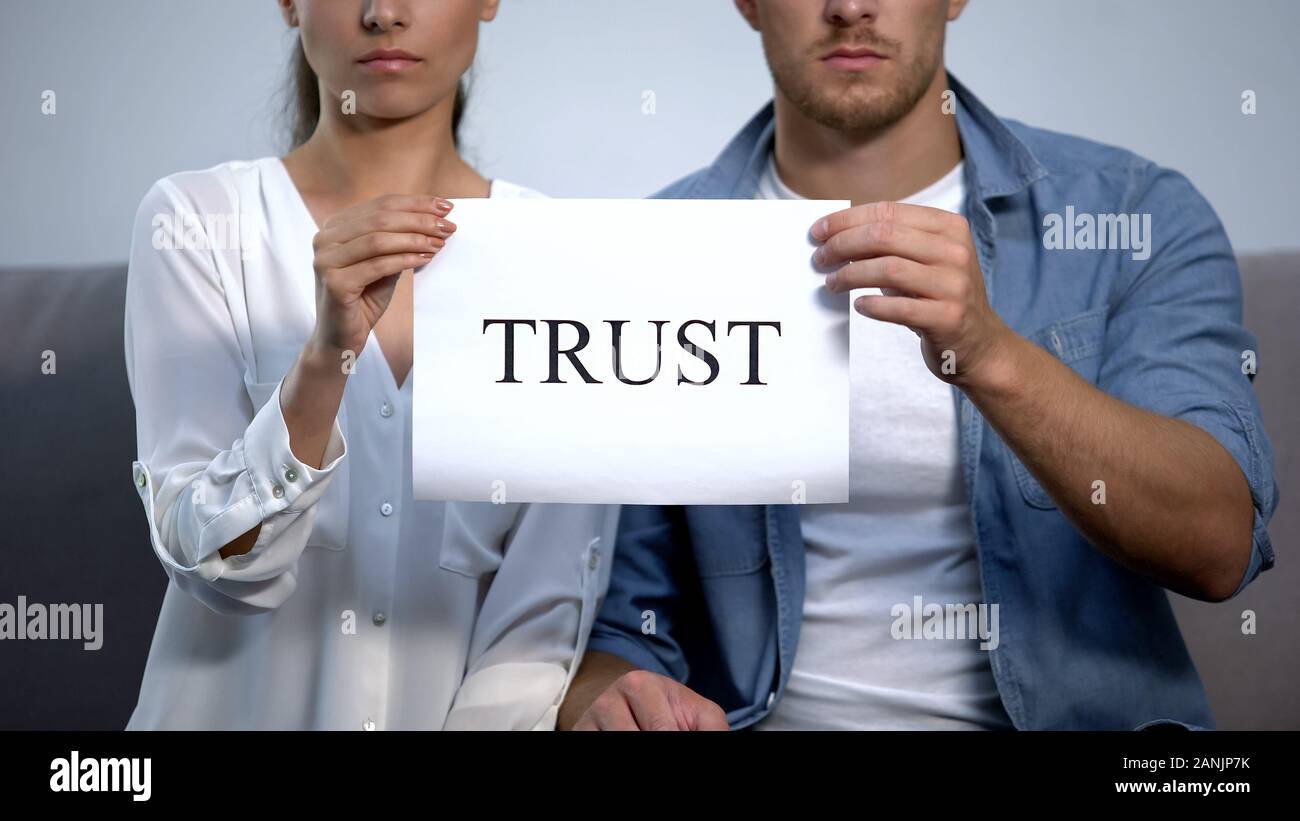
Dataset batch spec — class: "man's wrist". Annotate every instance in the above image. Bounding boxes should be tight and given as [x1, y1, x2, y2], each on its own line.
[956, 324, 1033, 402]
[557, 651, 638, 730]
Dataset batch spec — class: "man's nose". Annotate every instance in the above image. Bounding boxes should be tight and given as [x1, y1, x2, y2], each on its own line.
[824, 0, 879, 26]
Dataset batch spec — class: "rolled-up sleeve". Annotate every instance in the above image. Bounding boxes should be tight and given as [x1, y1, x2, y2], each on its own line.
[585, 504, 693, 681]
[125, 178, 346, 614]
[1098, 165, 1278, 596]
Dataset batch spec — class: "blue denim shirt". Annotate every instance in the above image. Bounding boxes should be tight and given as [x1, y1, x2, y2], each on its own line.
[586, 75, 1278, 730]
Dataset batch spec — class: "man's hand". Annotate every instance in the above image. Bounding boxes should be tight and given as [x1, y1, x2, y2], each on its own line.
[812, 201, 1254, 602]
[560, 652, 729, 731]
[573, 670, 729, 731]
[813, 201, 1014, 389]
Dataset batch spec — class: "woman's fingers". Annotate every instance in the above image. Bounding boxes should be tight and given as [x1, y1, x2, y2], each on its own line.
[327, 193, 451, 226]
[306, 195, 455, 355]
[316, 209, 457, 248]
[357, 193, 452, 217]
[337, 252, 434, 291]
[316, 230, 446, 271]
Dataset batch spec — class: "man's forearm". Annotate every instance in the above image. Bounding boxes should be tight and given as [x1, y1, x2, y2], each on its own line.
[558, 651, 637, 730]
[962, 331, 1254, 601]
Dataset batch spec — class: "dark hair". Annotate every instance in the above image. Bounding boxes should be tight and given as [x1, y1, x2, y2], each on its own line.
[287, 36, 467, 148]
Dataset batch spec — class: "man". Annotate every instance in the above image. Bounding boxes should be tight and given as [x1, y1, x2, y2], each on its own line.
[559, 0, 1277, 730]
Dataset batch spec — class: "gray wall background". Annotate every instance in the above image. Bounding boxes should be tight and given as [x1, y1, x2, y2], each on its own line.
[1, 0, 1297, 267]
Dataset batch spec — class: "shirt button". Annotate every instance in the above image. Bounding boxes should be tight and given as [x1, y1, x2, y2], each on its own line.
[380, 400, 393, 418]
[379, 501, 394, 517]
[372, 611, 387, 626]
[284, 466, 298, 483]
[271, 484, 285, 499]
[362, 718, 376, 731]
[135, 471, 146, 489]
[588, 548, 601, 570]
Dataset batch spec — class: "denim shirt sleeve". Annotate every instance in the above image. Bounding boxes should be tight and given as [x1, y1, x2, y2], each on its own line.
[1098, 163, 1279, 596]
[586, 505, 693, 680]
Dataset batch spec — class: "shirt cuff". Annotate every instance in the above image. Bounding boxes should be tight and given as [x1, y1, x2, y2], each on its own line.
[1148, 392, 1277, 597]
[193, 379, 347, 563]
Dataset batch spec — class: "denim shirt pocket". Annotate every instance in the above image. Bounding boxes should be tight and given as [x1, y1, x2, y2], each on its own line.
[695, 540, 770, 577]
[692, 507, 771, 577]
[1009, 308, 1108, 510]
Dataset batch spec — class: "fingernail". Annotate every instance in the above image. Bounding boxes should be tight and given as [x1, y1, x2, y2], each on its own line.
[813, 246, 825, 265]
[439, 219, 456, 233]
[813, 219, 828, 240]
[434, 198, 452, 214]
[825, 270, 837, 291]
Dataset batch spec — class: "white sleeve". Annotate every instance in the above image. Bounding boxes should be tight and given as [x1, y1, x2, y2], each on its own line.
[125, 178, 346, 615]
[442, 503, 618, 730]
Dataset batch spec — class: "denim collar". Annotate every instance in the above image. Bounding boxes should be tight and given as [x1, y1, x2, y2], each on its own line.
[675, 73, 1048, 202]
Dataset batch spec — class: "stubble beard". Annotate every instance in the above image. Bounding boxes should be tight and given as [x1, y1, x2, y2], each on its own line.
[765, 33, 943, 138]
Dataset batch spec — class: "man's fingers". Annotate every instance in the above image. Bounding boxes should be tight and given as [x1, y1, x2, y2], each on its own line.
[853, 293, 948, 329]
[584, 692, 640, 731]
[573, 670, 726, 732]
[685, 697, 731, 731]
[811, 200, 965, 242]
[623, 676, 684, 731]
[815, 219, 959, 269]
[827, 256, 955, 299]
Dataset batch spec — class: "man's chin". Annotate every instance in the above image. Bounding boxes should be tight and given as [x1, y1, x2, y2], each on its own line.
[774, 53, 941, 135]
[798, 93, 908, 134]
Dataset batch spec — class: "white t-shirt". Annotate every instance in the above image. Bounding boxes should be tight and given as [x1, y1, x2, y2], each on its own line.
[754, 153, 1011, 730]
[125, 158, 618, 730]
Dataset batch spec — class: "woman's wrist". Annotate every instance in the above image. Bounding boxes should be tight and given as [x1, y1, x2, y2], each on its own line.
[280, 337, 352, 468]
[301, 332, 361, 378]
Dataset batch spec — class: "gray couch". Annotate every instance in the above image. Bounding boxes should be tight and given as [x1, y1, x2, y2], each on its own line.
[0, 256, 1295, 729]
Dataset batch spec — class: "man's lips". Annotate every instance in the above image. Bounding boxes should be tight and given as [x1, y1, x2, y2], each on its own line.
[357, 48, 422, 72]
[821, 47, 887, 71]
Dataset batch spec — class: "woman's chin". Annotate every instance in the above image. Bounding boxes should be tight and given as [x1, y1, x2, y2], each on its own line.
[346, 99, 445, 124]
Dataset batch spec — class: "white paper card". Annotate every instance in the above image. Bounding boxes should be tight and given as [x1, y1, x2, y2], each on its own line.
[412, 198, 849, 505]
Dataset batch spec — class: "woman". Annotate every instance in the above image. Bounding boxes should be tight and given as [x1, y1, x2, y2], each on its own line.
[124, 0, 617, 730]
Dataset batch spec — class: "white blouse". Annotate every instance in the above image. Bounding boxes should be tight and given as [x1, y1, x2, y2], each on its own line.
[124, 157, 618, 730]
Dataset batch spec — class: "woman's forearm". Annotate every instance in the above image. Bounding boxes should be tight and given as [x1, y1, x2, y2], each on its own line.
[280, 339, 352, 469]
[217, 339, 349, 560]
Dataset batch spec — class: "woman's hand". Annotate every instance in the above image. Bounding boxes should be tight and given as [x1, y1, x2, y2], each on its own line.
[309, 194, 457, 358]
[260, 194, 457, 484]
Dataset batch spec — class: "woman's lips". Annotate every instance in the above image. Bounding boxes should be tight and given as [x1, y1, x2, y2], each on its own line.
[359, 57, 422, 73]
[357, 49, 422, 73]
